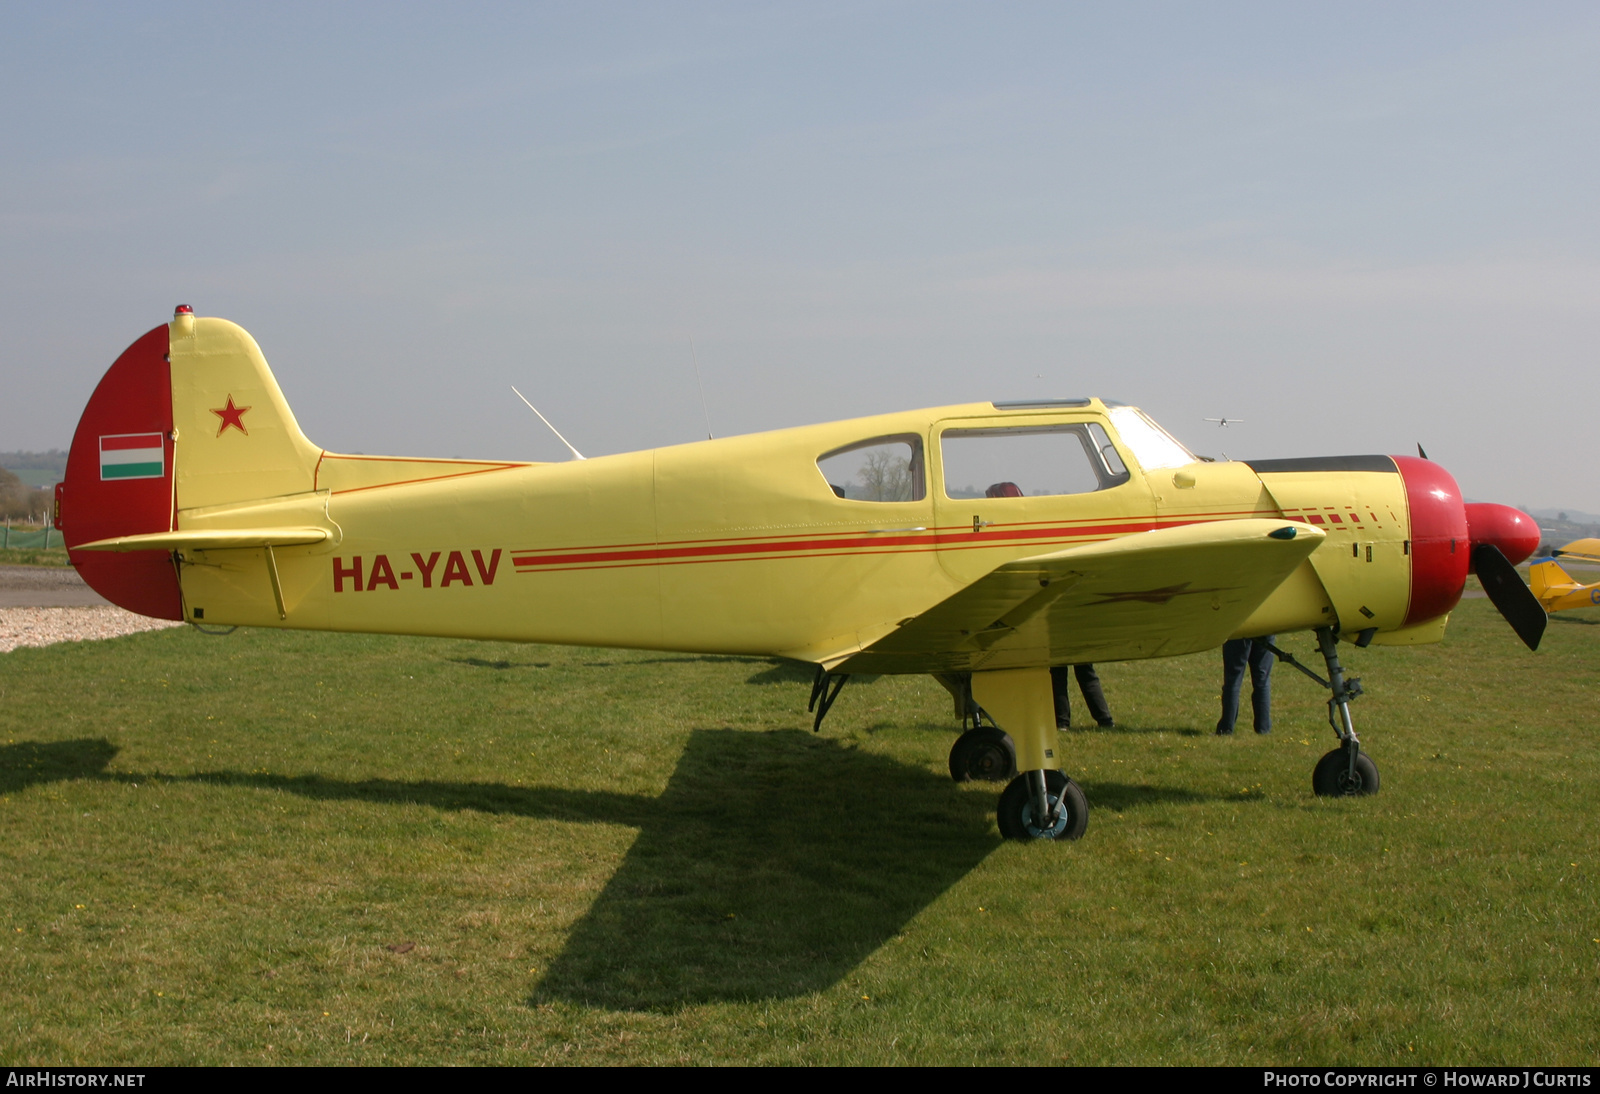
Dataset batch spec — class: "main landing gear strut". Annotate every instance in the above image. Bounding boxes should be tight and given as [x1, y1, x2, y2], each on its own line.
[968, 668, 1089, 841]
[1262, 626, 1380, 797]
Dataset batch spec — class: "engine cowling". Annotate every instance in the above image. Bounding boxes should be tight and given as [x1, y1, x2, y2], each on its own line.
[1392, 455, 1470, 627]
[1392, 456, 1541, 629]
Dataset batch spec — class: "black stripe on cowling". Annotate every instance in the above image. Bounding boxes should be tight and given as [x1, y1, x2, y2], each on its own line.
[1241, 455, 1398, 474]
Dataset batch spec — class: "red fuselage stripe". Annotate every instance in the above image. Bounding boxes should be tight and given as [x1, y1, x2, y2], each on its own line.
[509, 510, 1283, 571]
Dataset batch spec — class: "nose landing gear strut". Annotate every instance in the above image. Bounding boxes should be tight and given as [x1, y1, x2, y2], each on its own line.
[1262, 626, 1380, 797]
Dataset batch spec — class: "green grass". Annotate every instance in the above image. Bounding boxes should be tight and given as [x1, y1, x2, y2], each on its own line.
[0, 546, 69, 567]
[1, 598, 1597, 1064]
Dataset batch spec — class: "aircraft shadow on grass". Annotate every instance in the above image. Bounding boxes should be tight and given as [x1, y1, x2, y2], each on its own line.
[1070, 723, 1207, 738]
[0, 738, 119, 795]
[1, 731, 1005, 1011]
[1, 732, 1246, 1010]
[1075, 781, 1215, 812]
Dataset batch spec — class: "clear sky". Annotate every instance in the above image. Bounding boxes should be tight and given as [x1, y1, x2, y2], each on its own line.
[3, 2, 1597, 510]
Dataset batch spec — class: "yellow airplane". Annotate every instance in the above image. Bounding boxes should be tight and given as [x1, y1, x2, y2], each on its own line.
[1529, 538, 1600, 612]
[54, 308, 1548, 841]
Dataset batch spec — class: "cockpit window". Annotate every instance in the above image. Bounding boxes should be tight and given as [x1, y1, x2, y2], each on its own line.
[940, 423, 1131, 499]
[1105, 406, 1194, 471]
[817, 434, 926, 502]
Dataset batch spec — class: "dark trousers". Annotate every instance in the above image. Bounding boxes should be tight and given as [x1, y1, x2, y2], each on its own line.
[1052, 664, 1112, 728]
[1219, 636, 1274, 733]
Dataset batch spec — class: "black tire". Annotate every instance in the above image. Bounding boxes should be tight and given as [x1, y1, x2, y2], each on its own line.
[948, 727, 1017, 783]
[1312, 748, 1380, 797]
[997, 770, 1089, 841]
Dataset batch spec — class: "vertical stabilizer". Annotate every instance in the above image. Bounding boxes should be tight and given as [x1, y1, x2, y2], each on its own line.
[1528, 558, 1573, 604]
[61, 311, 328, 620]
[169, 316, 323, 514]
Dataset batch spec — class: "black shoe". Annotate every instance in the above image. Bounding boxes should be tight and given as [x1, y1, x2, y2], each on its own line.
[1056, 719, 1071, 730]
[1215, 726, 1234, 736]
[1255, 727, 1271, 735]
[1097, 719, 1115, 729]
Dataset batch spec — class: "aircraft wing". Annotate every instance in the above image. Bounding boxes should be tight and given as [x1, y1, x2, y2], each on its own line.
[833, 519, 1325, 675]
[1552, 537, 1600, 563]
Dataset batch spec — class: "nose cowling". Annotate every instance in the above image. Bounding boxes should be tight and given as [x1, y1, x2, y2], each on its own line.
[1393, 457, 1545, 649]
[1393, 455, 1470, 626]
[1464, 503, 1541, 569]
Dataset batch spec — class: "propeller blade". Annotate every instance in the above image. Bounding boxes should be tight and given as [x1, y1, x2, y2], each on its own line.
[1471, 543, 1547, 651]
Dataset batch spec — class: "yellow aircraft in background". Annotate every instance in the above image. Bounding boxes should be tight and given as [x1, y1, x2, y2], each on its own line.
[1529, 538, 1600, 612]
[55, 308, 1547, 841]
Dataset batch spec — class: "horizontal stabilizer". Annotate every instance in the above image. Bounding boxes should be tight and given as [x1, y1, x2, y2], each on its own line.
[837, 518, 1325, 674]
[75, 527, 331, 553]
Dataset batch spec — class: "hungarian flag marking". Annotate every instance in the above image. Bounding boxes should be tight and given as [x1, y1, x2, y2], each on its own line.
[100, 433, 165, 480]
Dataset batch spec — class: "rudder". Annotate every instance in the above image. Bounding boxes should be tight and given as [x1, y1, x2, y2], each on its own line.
[59, 324, 183, 619]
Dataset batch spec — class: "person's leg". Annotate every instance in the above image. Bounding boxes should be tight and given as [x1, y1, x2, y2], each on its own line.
[1050, 664, 1073, 729]
[1075, 664, 1113, 727]
[1217, 639, 1248, 734]
[1248, 636, 1274, 734]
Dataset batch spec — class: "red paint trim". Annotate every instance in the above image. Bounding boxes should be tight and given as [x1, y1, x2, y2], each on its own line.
[511, 520, 1154, 570]
[1393, 455, 1469, 626]
[327, 463, 526, 496]
[61, 325, 183, 621]
[323, 453, 533, 466]
[508, 508, 1287, 574]
[508, 508, 1276, 563]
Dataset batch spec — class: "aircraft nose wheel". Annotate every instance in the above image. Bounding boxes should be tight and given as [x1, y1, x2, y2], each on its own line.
[1312, 747, 1380, 797]
[949, 727, 1017, 782]
[997, 770, 1089, 840]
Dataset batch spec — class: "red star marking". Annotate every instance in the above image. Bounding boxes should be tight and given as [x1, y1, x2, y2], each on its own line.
[211, 395, 252, 436]
[1091, 582, 1197, 605]
[1088, 582, 1234, 606]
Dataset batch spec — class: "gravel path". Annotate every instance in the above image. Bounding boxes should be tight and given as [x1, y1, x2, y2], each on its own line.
[0, 565, 184, 653]
[0, 605, 185, 653]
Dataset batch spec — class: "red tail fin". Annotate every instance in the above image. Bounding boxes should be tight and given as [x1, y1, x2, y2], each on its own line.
[58, 325, 183, 620]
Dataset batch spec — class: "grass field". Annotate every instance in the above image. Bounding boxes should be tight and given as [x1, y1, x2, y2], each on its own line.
[0, 546, 69, 568]
[1, 596, 1596, 1065]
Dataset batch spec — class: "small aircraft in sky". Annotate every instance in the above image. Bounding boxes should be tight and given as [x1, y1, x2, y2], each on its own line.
[1528, 538, 1600, 612]
[1203, 417, 1243, 428]
[55, 309, 1547, 841]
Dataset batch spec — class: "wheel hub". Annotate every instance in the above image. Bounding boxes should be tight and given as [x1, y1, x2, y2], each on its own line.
[1020, 793, 1070, 839]
[970, 744, 1008, 779]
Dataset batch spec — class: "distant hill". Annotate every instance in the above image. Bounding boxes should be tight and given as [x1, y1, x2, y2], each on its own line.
[1517, 508, 1600, 553]
[0, 450, 66, 489]
[1524, 506, 1600, 525]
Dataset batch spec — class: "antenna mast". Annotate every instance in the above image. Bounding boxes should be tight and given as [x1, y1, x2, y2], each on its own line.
[690, 336, 713, 440]
[511, 386, 586, 461]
